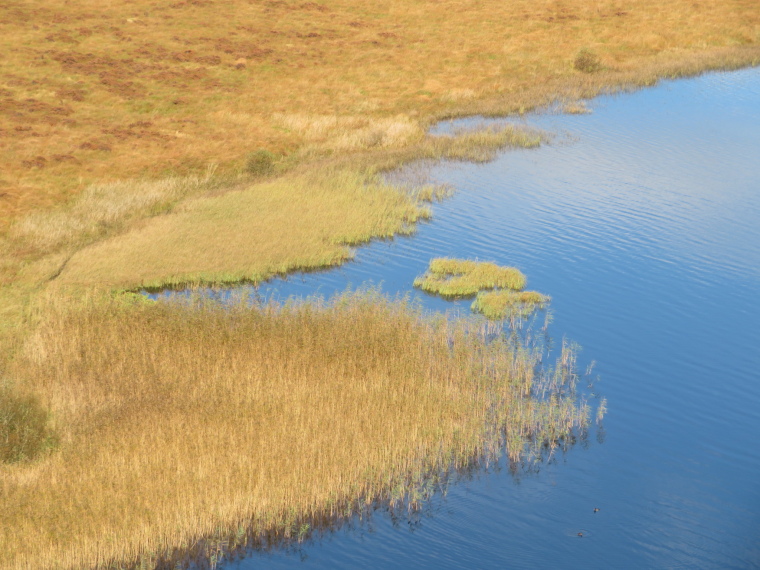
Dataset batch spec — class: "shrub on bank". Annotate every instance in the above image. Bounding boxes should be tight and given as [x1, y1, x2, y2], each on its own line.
[574, 48, 603, 73]
[245, 149, 276, 176]
[0, 384, 56, 463]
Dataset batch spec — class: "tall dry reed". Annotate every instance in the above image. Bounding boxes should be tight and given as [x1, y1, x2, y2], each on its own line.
[1, 290, 592, 569]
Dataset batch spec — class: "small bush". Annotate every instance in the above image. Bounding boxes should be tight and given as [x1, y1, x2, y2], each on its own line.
[0, 385, 56, 463]
[573, 48, 602, 73]
[245, 149, 276, 176]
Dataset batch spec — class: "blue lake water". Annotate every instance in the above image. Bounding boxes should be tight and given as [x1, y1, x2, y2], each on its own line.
[159, 68, 760, 568]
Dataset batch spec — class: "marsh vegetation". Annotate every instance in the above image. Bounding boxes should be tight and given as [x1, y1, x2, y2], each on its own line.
[1, 290, 595, 568]
[472, 290, 550, 320]
[414, 258, 528, 297]
[0, 1, 757, 567]
[415, 258, 549, 320]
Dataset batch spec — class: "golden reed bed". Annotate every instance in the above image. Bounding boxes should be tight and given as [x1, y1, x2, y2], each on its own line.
[3, 292, 591, 568]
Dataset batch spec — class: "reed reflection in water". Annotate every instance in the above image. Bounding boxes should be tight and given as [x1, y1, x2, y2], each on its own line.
[154, 68, 760, 569]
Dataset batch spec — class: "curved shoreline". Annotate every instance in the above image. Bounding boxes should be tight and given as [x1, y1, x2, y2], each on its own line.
[1, 25, 760, 564]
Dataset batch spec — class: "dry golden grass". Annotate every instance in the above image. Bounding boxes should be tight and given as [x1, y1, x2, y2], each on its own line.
[8, 168, 219, 254]
[0, 1, 756, 566]
[1, 291, 590, 568]
[1, 0, 758, 233]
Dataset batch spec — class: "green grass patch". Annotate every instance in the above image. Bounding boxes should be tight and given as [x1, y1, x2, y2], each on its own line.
[245, 149, 277, 177]
[413, 258, 526, 297]
[415, 258, 550, 320]
[471, 290, 550, 319]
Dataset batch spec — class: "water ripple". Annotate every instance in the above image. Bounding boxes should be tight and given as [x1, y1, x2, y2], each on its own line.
[200, 68, 760, 569]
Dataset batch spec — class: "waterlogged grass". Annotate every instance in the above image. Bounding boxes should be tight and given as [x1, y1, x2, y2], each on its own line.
[0, 290, 594, 569]
[415, 259, 551, 320]
[414, 258, 527, 297]
[54, 168, 430, 289]
[472, 290, 550, 320]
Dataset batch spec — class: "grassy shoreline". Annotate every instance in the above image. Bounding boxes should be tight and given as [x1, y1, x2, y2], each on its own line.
[2, 0, 759, 230]
[1, 1, 758, 567]
[1, 62, 757, 570]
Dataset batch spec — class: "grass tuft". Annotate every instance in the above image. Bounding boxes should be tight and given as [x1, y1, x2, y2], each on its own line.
[414, 258, 527, 297]
[471, 290, 550, 320]
[245, 149, 276, 177]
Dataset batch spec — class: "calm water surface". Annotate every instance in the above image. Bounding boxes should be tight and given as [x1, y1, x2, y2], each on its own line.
[163, 68, 760, 568]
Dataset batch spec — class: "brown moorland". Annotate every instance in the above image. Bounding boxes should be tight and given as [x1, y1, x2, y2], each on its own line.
[1, 0, 758, 231]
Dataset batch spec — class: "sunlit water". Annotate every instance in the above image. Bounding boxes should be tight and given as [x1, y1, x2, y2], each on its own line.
[154, 68, 760, 568]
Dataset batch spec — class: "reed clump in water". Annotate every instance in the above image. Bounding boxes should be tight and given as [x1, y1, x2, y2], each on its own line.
[472, 290, 550, 320]
[414, 258, 550, 320]
[414, 258, 527, 297]
[0, 290, 591, 569]
[562, 101, 592, 115]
